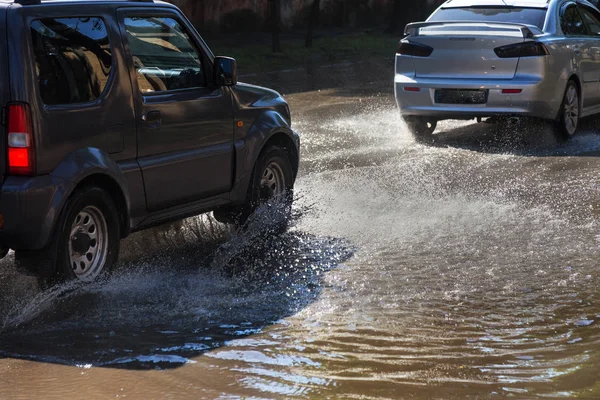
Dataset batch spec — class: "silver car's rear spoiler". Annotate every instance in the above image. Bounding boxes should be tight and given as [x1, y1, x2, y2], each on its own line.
[404, 21, 543, 39]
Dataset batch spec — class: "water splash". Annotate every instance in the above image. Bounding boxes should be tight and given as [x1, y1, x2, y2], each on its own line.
[0, 200, 354, 370]
[1, 280, 82, 331]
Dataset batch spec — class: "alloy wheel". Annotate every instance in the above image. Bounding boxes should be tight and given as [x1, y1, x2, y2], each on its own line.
[564, 84, 579, 136]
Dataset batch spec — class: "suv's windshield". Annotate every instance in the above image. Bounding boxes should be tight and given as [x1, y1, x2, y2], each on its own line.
[429, 7, 547, 29]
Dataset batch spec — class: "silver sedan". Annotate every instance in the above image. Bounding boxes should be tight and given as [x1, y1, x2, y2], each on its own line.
[395, 0, 600, 142]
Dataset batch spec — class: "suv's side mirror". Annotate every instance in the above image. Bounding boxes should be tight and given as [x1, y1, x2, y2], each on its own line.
[214, 56, 237, 86]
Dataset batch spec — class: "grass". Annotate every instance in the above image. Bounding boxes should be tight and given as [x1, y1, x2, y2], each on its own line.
[208, 33, 399, 74]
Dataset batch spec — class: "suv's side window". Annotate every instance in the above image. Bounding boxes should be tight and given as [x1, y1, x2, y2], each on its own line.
[579, 6, 600, 35]
[31, 17, 113, 105]
[561, 4, 588, 36]
[123, 17, 206, 94]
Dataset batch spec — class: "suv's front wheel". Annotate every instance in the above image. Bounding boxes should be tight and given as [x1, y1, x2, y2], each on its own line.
[17, 187, 120, 285]
[251, 146, 294, 207]
[214, 145, 294, 228]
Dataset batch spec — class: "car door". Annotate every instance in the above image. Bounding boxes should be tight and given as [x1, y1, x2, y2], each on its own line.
[560, 3, 595, 108]
[117, 8, 234, 212]
[577, 3, 600, 106]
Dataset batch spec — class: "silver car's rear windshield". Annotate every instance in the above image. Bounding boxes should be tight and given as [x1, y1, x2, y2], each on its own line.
[429, 7, 547, 29]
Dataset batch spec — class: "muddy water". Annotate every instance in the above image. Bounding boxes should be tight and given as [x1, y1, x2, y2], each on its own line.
[2, 64, 600, 398]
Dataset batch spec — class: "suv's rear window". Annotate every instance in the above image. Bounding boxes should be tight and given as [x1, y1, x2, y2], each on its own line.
[429, 7, 547, 29]
[31, 17, 113, 105]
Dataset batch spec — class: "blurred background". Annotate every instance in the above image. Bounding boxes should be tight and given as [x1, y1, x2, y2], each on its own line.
[166, 0, 445, 74]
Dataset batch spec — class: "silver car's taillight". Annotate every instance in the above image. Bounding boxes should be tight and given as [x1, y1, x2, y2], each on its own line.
[494, 41, 549, 58]
[397, 40, 434, 57]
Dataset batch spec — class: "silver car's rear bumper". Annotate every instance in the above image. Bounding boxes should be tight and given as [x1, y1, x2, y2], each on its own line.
[394, 48, 568, 119]
[394, 75, 562, 121]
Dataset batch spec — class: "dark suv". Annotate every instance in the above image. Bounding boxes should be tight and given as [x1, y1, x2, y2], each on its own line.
[0, 0, 300, 283]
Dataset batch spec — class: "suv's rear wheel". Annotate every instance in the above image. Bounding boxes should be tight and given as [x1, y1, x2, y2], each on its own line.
[553, 80, 580, 142]
[68, 205, 110, 282]
[16, 187, 120, 285]
[214, 146, 294, 228]
[403, 116, 437, 143]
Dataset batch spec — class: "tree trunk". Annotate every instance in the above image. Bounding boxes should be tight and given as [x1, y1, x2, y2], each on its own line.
[305, 0, 321, 48]
[270, 0, 282, 53]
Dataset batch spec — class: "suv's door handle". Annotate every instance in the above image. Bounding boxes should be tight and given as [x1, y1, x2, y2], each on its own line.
[143, 111, 162, 129]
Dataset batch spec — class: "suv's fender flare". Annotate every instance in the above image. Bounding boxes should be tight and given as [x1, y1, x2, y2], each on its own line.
[45, 148, 132, 245]
[230, 110, 299, 203]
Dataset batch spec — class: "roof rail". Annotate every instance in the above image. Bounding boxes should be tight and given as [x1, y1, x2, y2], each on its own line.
[13, 0, 154, 4]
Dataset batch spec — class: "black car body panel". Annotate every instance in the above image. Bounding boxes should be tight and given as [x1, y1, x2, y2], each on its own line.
[228, 83, 298, 203]
[0, 0, 299, 254]
[0, 174, 68, 249]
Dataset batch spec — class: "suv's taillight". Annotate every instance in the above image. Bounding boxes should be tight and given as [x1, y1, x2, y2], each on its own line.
[7, 103, 35, 176]
[494, 41, 549, 58]
[397, 40, 434, 57]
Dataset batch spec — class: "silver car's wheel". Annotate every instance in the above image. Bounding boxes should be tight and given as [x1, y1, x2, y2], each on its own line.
[68, 206, 109, 282]
[563, 83, 579, 136]
[554, 80, 580, 142]
[403, 116, 437, 143]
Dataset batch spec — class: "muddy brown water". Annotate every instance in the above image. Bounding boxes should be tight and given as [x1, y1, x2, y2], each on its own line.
[2, 61, 600, 399]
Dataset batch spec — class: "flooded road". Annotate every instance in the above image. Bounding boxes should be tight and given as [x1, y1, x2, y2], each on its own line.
[2, 62, 600, 398]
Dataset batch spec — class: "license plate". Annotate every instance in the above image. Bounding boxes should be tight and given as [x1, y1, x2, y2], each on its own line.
[435, 89, 488, 105]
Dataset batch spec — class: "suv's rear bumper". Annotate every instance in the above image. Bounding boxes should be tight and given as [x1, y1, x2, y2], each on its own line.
[0, 175, 68, 250]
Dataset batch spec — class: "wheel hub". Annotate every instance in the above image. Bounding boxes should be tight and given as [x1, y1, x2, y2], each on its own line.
[71, 230, 92, 255]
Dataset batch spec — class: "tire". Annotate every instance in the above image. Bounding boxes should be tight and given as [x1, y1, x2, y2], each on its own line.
[553, 80, 580, 142]
[16, 187, 120, 285]
[250, 146, 294, 207]
[215, 146, 295, 228]
[403, 116, 437, 143]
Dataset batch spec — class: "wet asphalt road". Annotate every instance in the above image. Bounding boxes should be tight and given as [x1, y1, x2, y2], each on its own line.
[2, 60, 600, 399]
